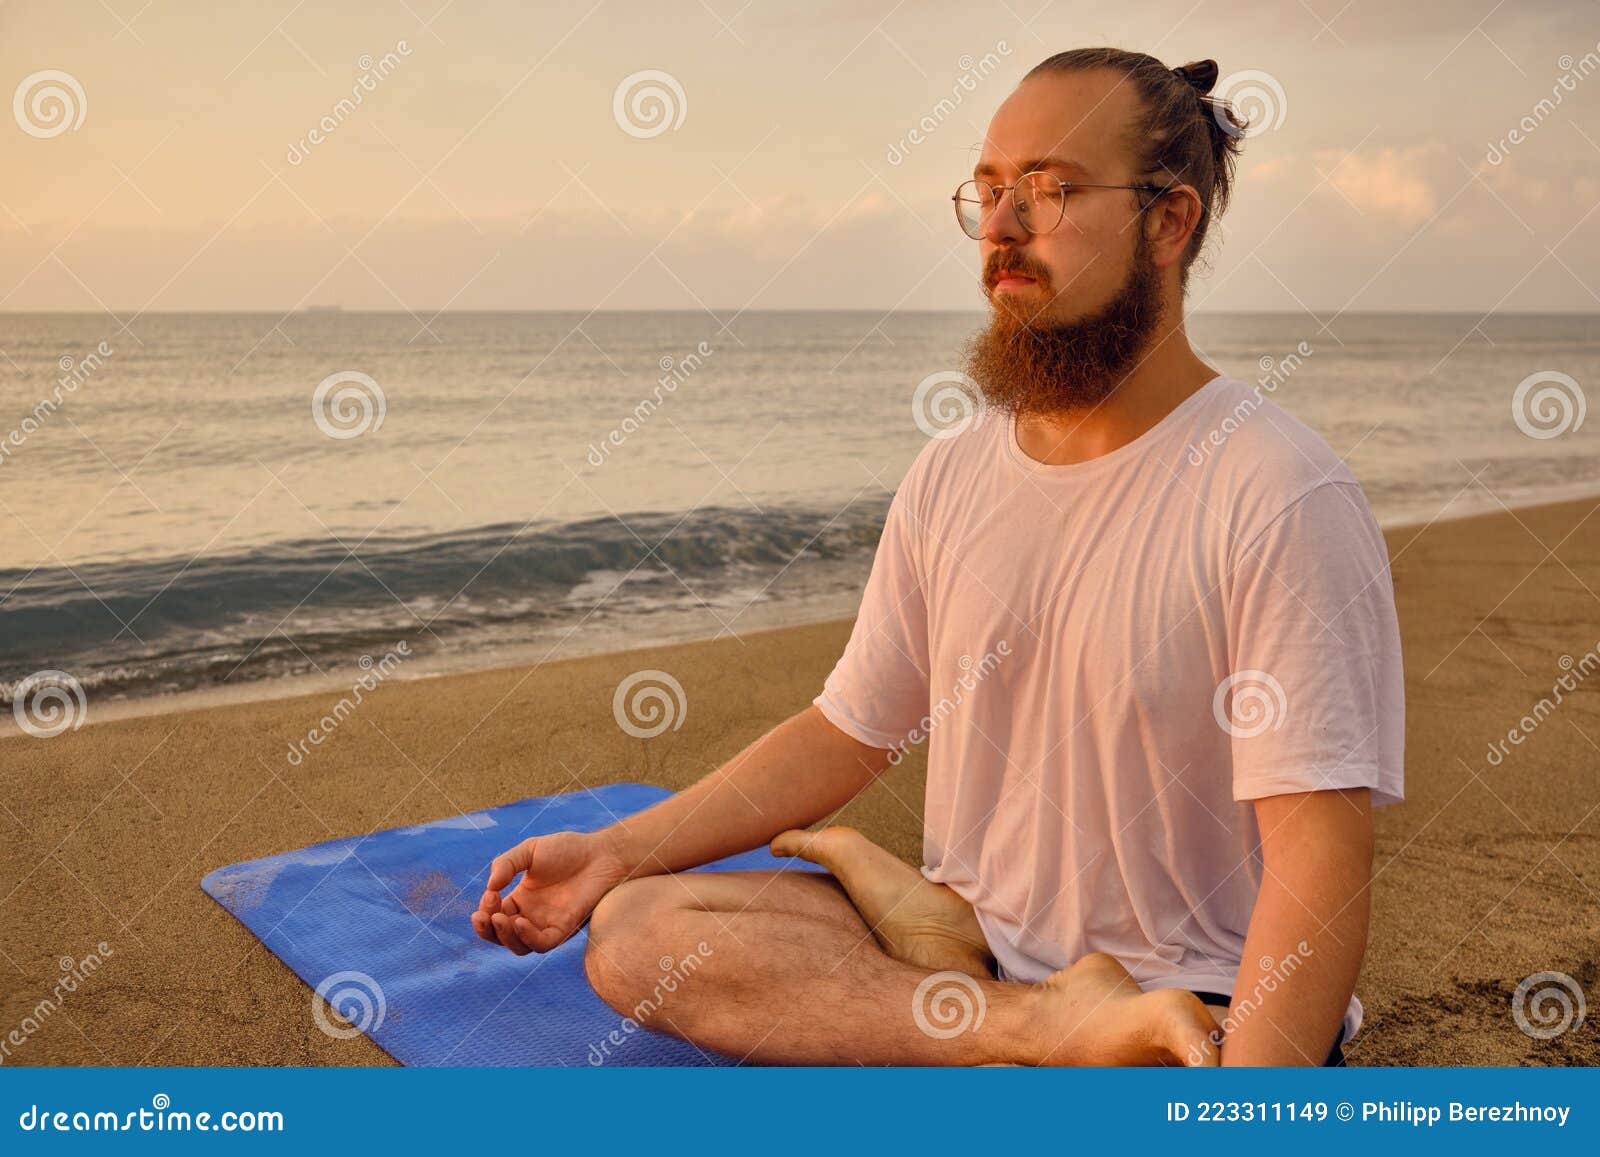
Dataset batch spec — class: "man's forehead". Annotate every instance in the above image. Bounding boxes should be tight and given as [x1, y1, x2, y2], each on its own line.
[974, 69, 1139, 178]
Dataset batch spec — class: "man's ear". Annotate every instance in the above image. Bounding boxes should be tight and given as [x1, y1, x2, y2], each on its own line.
[1144, 185, 1205, 270]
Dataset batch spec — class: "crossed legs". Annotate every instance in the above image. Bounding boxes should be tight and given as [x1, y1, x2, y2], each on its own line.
[583, 825, 1218, 1066]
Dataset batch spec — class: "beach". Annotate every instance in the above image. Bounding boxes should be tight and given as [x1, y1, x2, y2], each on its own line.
[2, 496, 1597, 1067]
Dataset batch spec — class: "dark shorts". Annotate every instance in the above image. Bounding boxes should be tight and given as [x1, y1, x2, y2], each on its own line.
[1191, 990, 1347, 1067]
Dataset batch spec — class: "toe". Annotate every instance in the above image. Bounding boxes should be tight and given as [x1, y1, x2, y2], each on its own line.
[769, 829, 814, 861]
[771, 824, 864, 865]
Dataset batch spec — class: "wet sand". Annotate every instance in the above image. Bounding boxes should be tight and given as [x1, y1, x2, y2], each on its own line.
[2, 498, 1598, 1065]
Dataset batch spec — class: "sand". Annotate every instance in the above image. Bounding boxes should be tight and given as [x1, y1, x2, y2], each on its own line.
[2, 497, 1597, 1066]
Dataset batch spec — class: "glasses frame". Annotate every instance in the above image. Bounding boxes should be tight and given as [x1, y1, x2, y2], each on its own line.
[952, 172, 1172, 239]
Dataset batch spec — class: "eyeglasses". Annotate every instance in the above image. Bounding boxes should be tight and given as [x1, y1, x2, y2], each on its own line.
[952, 172, 1169, 239]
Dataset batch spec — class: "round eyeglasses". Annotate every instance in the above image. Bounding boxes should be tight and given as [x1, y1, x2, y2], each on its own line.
[952, 172, 1169, 239]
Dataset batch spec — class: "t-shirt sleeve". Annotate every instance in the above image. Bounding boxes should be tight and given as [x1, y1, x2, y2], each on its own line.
[813, 486, 931, 750]
[1223, 481, 1405, 806]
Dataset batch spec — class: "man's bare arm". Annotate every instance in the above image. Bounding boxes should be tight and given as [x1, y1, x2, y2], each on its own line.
[474, 705, 892, 952]
[1221, 787, 1373, 1066]
[602, 704, 892, 877]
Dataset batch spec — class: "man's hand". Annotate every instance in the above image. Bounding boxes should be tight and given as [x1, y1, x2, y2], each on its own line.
[471, 830, 629, 955]
[468, 708, 887, 955]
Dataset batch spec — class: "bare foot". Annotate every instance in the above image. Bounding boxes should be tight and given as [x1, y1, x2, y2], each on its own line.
[1027, 952, 1221, 1067]
[771, 825, 993, 978]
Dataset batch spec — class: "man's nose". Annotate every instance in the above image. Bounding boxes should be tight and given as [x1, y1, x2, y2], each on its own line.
[981, 186, 1028, 246]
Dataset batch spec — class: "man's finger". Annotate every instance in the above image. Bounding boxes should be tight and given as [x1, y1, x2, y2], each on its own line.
[485, 839, 535, 893]
[514, 916, 568, 954]
[470, 909, 499, 945]
[490, 912, 531, 955]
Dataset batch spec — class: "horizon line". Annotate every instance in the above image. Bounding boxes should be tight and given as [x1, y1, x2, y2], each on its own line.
[2, 307, 1596, 318]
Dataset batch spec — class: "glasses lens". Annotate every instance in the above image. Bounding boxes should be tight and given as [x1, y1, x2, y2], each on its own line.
[954, 180, 987, 239]
[1016, 172, 1065, 234]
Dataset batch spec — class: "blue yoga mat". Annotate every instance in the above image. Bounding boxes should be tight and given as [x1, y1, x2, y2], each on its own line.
[201, 782, 820, 1066]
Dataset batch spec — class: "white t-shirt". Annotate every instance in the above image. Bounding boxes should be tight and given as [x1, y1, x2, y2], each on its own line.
[815, 373, 1404, 1040]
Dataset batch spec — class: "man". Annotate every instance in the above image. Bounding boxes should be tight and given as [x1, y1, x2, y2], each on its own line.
[471, 47, 1403, 1067]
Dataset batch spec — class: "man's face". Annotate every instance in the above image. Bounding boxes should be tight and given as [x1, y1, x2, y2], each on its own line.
[961, 68, 1170, 414]
[971, 68, 1150, 325]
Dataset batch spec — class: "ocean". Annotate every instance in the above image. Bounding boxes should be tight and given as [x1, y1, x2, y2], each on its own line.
[1, 310, 1596, 716]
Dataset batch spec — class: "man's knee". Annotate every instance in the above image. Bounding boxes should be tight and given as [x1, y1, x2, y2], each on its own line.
[584, 877, 682, 1012]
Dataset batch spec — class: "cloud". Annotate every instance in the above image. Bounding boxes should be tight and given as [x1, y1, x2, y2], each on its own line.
[1317, 144, 1444, 227]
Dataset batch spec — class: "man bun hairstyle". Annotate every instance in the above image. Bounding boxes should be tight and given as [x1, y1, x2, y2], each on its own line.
[1172, 59, 1219, 94]
[1024, 48, 1247, 290]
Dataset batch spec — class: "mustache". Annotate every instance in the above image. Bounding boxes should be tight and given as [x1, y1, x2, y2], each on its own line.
[983, 250, 1052, 291]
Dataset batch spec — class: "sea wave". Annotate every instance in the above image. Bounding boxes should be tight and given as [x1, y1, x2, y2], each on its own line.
[0, 499, 890, 702]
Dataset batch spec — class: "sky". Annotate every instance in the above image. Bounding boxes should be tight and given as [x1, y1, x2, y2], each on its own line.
[2, 0, 1598, 314]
